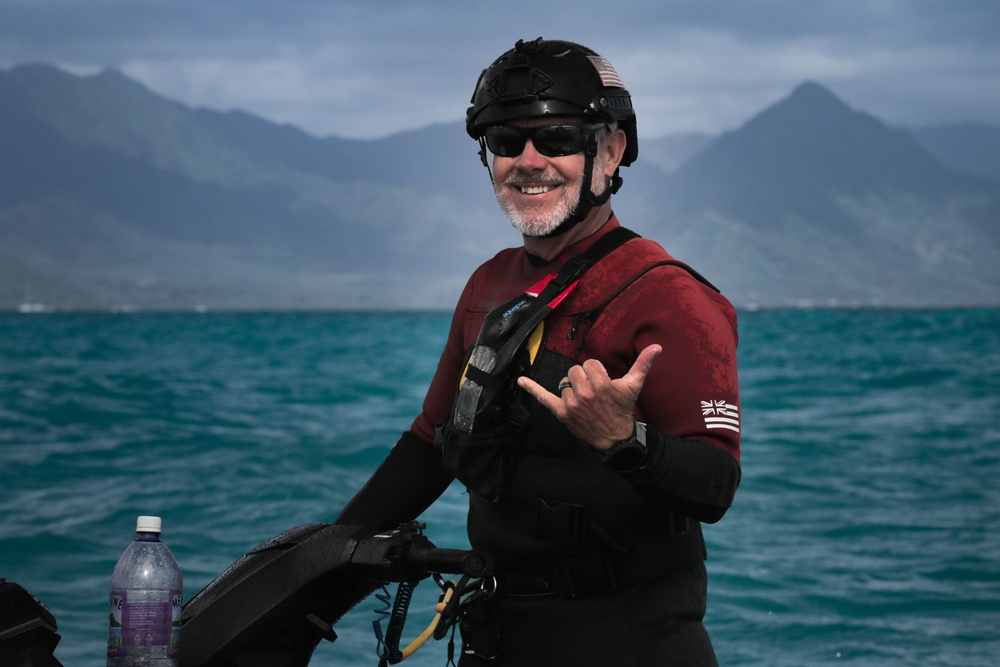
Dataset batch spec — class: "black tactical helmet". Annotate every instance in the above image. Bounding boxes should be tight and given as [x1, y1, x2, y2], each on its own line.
[466, 38, 638, 166]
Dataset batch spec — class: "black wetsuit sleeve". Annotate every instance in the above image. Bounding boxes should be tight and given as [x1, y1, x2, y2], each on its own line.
[334, 431, 454, 530]
[621, 427, 742, 525]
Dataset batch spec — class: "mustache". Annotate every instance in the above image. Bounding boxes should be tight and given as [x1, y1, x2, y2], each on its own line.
[504, 171, 566, 187]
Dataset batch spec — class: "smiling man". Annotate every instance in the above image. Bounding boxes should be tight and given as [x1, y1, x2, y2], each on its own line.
[489, 118, 623, 243]
[336, 37, 742, 666]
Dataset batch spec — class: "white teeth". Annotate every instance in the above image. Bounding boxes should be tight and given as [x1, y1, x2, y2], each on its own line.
[519, 185, 555, 195]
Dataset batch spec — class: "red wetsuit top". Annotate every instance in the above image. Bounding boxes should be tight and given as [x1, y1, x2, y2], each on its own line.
[410, 216, 741, 570]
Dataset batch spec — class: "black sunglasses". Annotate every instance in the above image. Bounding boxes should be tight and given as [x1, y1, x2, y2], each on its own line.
[483, 123, 604, 158]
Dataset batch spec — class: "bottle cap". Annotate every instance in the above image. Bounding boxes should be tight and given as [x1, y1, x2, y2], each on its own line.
[136, 516, 162, 533]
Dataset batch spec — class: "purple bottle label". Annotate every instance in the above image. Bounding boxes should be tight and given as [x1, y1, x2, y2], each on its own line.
[108, 588, 182, 658]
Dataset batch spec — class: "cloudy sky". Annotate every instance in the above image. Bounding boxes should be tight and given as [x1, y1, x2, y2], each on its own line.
[2, 0, 997, 140]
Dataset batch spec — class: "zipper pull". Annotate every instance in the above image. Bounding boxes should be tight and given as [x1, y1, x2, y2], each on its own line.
[568, 314, 582, 340]
[568, 313, 592, 349]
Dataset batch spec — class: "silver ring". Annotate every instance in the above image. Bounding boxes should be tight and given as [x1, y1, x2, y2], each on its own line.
[558, 381, 573, 393]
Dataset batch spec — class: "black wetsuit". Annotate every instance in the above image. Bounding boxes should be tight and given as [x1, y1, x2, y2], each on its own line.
[337, 218, 741, 666]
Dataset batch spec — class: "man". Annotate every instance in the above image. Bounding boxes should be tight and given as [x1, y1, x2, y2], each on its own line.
[336, 37, 741, 666]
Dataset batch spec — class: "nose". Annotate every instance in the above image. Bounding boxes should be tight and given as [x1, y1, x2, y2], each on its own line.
[514, 138, 548, 170]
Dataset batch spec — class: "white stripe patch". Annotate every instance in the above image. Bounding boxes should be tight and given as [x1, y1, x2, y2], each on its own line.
[702, 400, 740, 433]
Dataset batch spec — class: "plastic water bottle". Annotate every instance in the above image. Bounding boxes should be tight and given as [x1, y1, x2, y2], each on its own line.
[107, 516, 183, 666]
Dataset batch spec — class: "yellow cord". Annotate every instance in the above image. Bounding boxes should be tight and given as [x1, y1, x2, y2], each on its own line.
[399, 585, 455, 660]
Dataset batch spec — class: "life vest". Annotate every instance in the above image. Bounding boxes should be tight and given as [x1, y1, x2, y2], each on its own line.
[437, 228, 719, 580]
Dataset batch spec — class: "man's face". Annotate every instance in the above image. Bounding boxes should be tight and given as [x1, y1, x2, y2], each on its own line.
[490, 117, 606, 238]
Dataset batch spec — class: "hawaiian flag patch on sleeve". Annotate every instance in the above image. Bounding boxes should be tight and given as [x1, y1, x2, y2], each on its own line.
[702, 400, 741, 433]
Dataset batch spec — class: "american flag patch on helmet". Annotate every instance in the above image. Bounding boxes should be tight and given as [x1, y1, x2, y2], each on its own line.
[588, 56, 625, 89]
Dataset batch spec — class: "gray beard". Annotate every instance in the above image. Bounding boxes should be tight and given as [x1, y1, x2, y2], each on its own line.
[498, 185, 579, 237]
[496, 155, 607, 238]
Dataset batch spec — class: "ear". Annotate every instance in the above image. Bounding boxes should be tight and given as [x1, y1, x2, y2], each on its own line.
[601, 128, 628, 177]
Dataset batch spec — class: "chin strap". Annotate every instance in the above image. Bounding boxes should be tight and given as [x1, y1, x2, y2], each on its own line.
[538, 133, 600, 238]
[542, 168, 622, 238]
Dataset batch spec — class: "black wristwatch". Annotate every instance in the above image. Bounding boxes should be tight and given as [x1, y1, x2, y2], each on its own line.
[602, 419, 648, 473]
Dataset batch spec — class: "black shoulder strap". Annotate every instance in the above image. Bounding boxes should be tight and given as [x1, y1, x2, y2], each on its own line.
[538, 226, 639, 299]
[491, 226, 638, 363]
[568, 257, 721, 349]
[582, 225, 640, 263]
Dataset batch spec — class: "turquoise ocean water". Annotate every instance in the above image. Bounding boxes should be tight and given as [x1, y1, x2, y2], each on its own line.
[2, 309, 998, 666]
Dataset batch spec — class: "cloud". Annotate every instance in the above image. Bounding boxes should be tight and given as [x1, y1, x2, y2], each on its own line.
[1, 0, 997, 139]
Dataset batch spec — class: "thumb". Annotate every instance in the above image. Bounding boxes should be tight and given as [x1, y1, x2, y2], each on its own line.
[626, 344, 662, 388]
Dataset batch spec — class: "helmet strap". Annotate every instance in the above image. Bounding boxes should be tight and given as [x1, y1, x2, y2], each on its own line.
[540, 134, 622, 238]
[477, 138, 491, 171]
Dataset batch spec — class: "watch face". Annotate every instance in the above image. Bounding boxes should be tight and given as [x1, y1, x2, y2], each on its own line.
[606, 421, 647, 472]
[608, 442, 646, 472]
[602, 421, 647, 472]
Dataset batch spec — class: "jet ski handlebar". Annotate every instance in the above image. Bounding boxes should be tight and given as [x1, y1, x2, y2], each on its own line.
[406, 544, 492, 578]
[178, 522, 492, 667]
[344, 521, 493, 583]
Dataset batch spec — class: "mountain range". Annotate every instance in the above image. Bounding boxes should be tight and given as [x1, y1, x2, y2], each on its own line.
[1, 64, 998, 310]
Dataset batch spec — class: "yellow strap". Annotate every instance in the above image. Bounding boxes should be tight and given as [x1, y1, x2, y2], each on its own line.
[399, 585, 455, 660]
[525, 321, 545, 365]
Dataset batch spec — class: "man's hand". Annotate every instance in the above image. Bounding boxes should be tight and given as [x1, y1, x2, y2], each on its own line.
[516, 344, 662, 452]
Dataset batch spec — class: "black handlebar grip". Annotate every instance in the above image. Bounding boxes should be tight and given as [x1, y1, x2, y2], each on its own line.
[408, 546, 493, 578]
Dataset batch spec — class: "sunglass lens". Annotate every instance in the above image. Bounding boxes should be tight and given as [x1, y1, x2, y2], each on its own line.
[532, 125, 585, 157]
[484, 124, 591, 158]
[485, 127, 525, 157]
